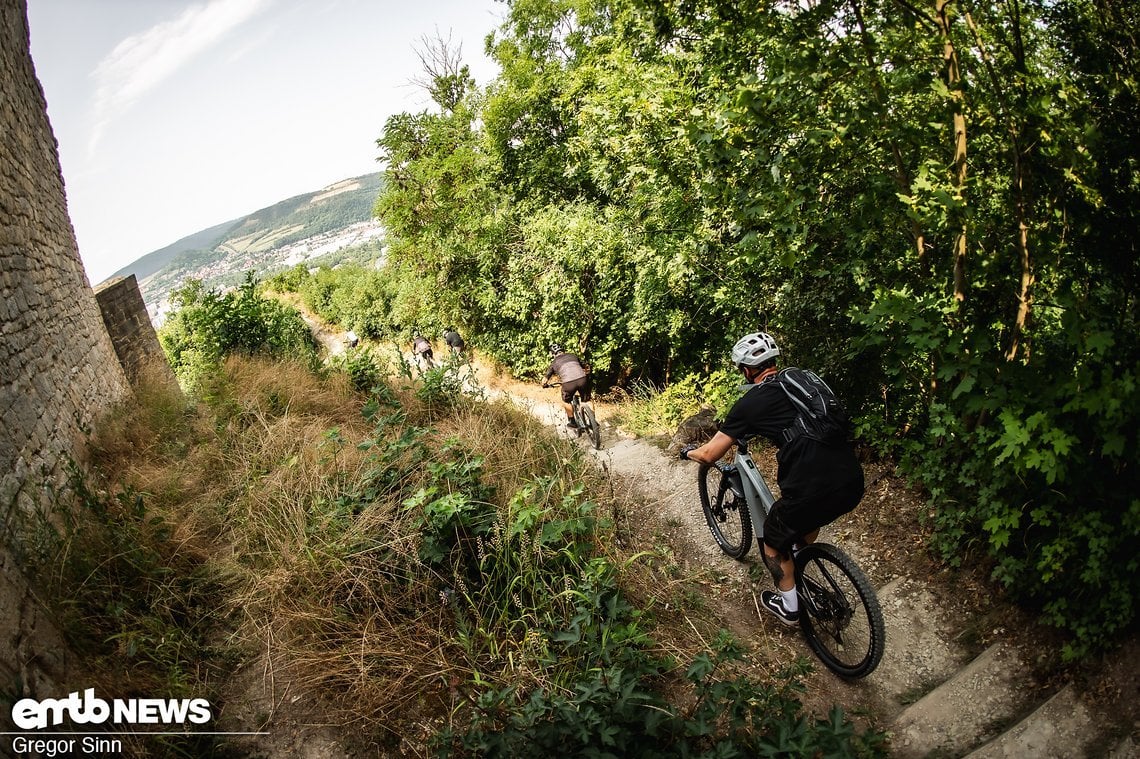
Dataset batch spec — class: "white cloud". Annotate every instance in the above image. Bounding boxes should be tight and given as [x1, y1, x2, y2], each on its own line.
[88, 0, 273, 153]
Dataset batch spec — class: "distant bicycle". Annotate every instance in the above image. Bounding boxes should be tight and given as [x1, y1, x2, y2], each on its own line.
[546, 382, 602, 449]
[688, 436, 885, 679]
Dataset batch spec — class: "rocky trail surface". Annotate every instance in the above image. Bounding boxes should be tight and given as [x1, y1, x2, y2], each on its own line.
[466, 354, 1138, 758]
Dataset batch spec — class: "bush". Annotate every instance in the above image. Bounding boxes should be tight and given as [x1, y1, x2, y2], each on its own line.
[436, 632, 886, 758]
[158, 273, 319, 393]
[617, 368, 739, 438]
[857, 290, 1140, 658]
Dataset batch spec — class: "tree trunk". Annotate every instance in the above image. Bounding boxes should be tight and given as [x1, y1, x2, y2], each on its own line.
[936, 0, 969, 302]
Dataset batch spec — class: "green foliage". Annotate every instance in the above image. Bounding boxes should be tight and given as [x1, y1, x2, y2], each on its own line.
[266, 262, 312, 293]
[403, 439, 497, 568]
[444, 479, 607, 666]
[619, 368, 739, 438]
[292, 263, 400, 338]
[362, 0, 1140, 655]
[327, 345, 390, 394]
[158, 273, 318, 392]
[436, 632, 885, 758]
[14, 463, 235, 696]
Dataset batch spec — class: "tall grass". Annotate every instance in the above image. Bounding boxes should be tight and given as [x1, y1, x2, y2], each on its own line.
[15, 354, 884, 757]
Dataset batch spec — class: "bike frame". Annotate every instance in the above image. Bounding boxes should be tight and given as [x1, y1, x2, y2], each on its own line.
[731, 438, 777, 544]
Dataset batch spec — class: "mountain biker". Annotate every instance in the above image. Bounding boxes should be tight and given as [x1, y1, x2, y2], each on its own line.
[412, 333, 434, 367]
[680, 332, 864, 626]
[541, 343, 590, 429]
[443, 327, 465, 356]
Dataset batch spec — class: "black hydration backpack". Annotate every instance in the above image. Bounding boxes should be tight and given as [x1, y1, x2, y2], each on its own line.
[775, 367, 852, 444]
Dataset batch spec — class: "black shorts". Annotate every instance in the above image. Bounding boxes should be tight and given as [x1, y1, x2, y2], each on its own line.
[762, 478, 863, 554]
[560, 377, 590, 404]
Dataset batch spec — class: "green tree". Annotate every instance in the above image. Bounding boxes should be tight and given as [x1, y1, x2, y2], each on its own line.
[366, 0, 1138, 653]
[159, 273, 318, 391]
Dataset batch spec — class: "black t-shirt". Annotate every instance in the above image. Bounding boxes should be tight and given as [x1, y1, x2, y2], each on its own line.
[719, 376, 862, 502]
[444, 331, 464, 348]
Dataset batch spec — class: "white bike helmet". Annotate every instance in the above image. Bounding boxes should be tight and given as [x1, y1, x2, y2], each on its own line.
[731, 332, 780, 368]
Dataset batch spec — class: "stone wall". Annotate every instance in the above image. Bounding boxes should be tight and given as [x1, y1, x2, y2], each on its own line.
[95, 275, 179, 387]
[1, 0, 133, 710]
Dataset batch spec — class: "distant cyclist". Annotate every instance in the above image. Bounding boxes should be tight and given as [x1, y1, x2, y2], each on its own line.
[442, 327, 465, 356]
[681, 332, 863, 627]
[412, 333, 435, 368]
[542, 343, 590, 430]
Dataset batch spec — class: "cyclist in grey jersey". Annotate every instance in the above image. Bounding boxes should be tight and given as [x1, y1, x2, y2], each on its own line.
[542, 344, 591, 429]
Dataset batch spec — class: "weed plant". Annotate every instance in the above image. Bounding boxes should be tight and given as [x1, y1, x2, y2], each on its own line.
[16, 355, 883, 756]
[617, 368, 739, 439]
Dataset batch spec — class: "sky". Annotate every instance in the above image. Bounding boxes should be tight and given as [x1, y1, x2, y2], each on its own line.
[26, 0, 505, 284]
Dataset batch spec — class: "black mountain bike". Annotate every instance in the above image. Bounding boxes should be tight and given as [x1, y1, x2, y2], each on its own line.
[546, 382, 602, 449]
[690, 437, 885, 679]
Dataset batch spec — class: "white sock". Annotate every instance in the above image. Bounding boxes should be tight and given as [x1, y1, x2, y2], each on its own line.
[780, 587, 799, 613]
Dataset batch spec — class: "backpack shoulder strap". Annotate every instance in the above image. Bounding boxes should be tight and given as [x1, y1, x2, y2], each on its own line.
[775, 367, 817, 418]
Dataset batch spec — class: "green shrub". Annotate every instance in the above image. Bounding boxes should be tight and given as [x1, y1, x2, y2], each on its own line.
[618, 368, 739, 438]
[436, 631, 886, 758]
[158, 272, 319, 393]
[856, 289, 1140, 659]
[328, 345, 389, 393]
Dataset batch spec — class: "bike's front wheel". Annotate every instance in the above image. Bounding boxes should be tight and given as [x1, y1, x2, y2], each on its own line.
[794, 543, 885, 679]
[697, 464, 753, 560]
[581, 404, 601, 449]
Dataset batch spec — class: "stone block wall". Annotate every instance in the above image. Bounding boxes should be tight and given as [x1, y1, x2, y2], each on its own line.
[95, 275, 179, 387]
[1, 0, 133, 710]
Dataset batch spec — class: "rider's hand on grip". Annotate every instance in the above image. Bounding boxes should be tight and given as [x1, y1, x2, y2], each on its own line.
[679, 445, 696, 461]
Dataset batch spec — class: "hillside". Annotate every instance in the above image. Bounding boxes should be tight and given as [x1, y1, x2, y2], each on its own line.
[110, 172, 385, 321]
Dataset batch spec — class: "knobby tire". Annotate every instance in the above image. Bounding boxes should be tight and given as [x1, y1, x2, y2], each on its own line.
[571, 400, 585, 438]
[697, 464, 753, 560]
[581, 404, 601, 449]
[794, 543, 885, 678]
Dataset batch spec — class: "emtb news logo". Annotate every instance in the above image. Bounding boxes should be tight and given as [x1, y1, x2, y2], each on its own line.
[11, 688, 212, 729]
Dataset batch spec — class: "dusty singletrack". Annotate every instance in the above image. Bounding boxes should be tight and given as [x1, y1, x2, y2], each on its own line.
[466, 350, 1138, 757]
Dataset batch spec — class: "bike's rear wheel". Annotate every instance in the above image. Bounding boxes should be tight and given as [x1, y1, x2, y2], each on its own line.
[570, 401, 585, 437]
[697, 464, 753, 560]
[794, 543, 885, 678]
[581, 404, 601, 449]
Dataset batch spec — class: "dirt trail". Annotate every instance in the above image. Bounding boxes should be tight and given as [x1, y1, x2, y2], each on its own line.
[464, 354, 1138, 757]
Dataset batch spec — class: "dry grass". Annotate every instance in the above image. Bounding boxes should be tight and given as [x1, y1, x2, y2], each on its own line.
[68, 354, 748, 753]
